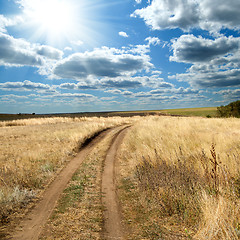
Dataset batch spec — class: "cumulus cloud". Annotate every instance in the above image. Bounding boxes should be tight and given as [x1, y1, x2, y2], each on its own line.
[127, 87, 200, 101]
[53, 47, 152, 80]
[215, 89, 240, 96]
[213, 89, 240, 102]
[170, 35, 240, 63]
[101, 75, 167, 89]
[199, 0, 240, 31]
[0, 33, 43, 66]
[59, 82, 97, 90]
[0, 32, 64, 67]
[122, 90, 133, 96]
[119, 31, 129, 38]
[169, 34, 240, 88]
[58, 73, 169, 90]
[171, 45, 240, 88]
[55, 93, 95, 99]
[173, 87, 199, 94]
[175, 68, 240, 88]
[59, 83, 76, 90]
[105, 89, 122, 94]
[132, 0, 200, 31]
[35, 45, 63, 60]
[71, 40, 84, 46]
[0, 80, 51, 91]
[102, 79, 142, 88]
[64, 47, 72, 51]
[0, 15, 23, 33]
[135, 92, 152, 98]
[145, 37, 161, 46]
[150, 87, 198, 95]
[132, 0, 240, 32]
[158, 82, 174, 88]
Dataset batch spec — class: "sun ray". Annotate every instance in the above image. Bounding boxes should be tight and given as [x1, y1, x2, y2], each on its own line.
[21, 0, 77, 43]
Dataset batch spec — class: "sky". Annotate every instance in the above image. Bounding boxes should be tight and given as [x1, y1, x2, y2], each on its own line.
[0, 0, 240, 114]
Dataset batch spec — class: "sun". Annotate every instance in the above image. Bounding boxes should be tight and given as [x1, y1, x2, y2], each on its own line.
[24, 0, 75, 39]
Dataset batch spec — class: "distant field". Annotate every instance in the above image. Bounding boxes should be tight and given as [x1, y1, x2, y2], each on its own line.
[0, 107, 218, 121]
[157, 107, 218, 117]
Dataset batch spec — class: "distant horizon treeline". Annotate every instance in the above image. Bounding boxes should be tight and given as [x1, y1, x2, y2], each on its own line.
[217, 100, 240, 118]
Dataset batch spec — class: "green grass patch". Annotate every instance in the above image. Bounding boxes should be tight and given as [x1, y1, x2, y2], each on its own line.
[158, 107, 218, 117]
[56, 173, 89, 214]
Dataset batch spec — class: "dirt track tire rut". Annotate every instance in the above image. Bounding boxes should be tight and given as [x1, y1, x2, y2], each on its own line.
[102, 126, 130, 240]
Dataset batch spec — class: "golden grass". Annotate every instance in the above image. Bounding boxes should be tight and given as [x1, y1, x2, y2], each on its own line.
[0, 116, 134, 222]
[39, 127, 117, 240]
[118, 116, 240, 239]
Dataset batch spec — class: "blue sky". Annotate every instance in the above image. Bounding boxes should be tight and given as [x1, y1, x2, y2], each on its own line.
[0, 0, 240, 113]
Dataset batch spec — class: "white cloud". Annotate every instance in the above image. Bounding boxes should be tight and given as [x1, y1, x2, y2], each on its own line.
[151, 70, 162, 75]
[132, 0, 240, 32]
[199, 0, 240, 31]
[213, 89, 240, 101]
[0, 33, 43, 66]
[0, 15, 23, 33]
[174, 67, 240, 88]
[150, 87, 198, 95]
[132, 0, 199, 31]
[101, 97, 116, 101]
[71, 40, 84, 46]
[105, 89, 122, 94]
[53, 46, 153, 80]
[170, 35, 240, 63]
[0, 80, 51, 91]
[170, 36, 240, 88]
[122, 90, 133, 96]
[54, 93, 96, 101]
[119, 31, 129, 38]
[145, 37, 160, 46]
[0, 32, 64, 67]
[35, 45, 63, 60]
[64, 47, 72, 51]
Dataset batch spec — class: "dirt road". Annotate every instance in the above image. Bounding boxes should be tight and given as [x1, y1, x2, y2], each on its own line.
[102, 126, 129, 240]
[8, 125, 129, 240]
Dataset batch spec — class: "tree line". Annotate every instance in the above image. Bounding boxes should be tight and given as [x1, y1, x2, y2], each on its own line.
[217, 100, 240, 118]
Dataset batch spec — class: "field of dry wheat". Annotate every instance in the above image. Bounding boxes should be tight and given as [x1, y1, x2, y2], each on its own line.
[0, 116, 134, 222]
[118, 116, 240, 239]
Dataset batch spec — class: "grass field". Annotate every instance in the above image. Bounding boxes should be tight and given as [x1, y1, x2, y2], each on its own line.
[157, 107, 218, 117]
[0, 107, 218, 122]
[0, 116, 134, 223]
[118, 116, 240, 239]
[1, 114, 239, 239]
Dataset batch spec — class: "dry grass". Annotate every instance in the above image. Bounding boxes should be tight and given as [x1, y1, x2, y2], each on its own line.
[0, 116, 134, 223]
[39, 125, 119, 240]
[118, 116, 240, 239]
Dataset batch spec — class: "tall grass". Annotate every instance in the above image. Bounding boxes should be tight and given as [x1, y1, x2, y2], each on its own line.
[119, 116, 240, 239]
[0, 116, 134, 222]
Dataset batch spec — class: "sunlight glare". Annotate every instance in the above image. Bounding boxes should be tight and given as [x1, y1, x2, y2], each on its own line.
[25, 0, 75, 37]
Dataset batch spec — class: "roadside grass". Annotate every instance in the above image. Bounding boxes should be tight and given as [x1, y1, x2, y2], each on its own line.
[118, 116, 240, 239]
[0, 116, 134, 224]
[39, 127, 117, 240]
